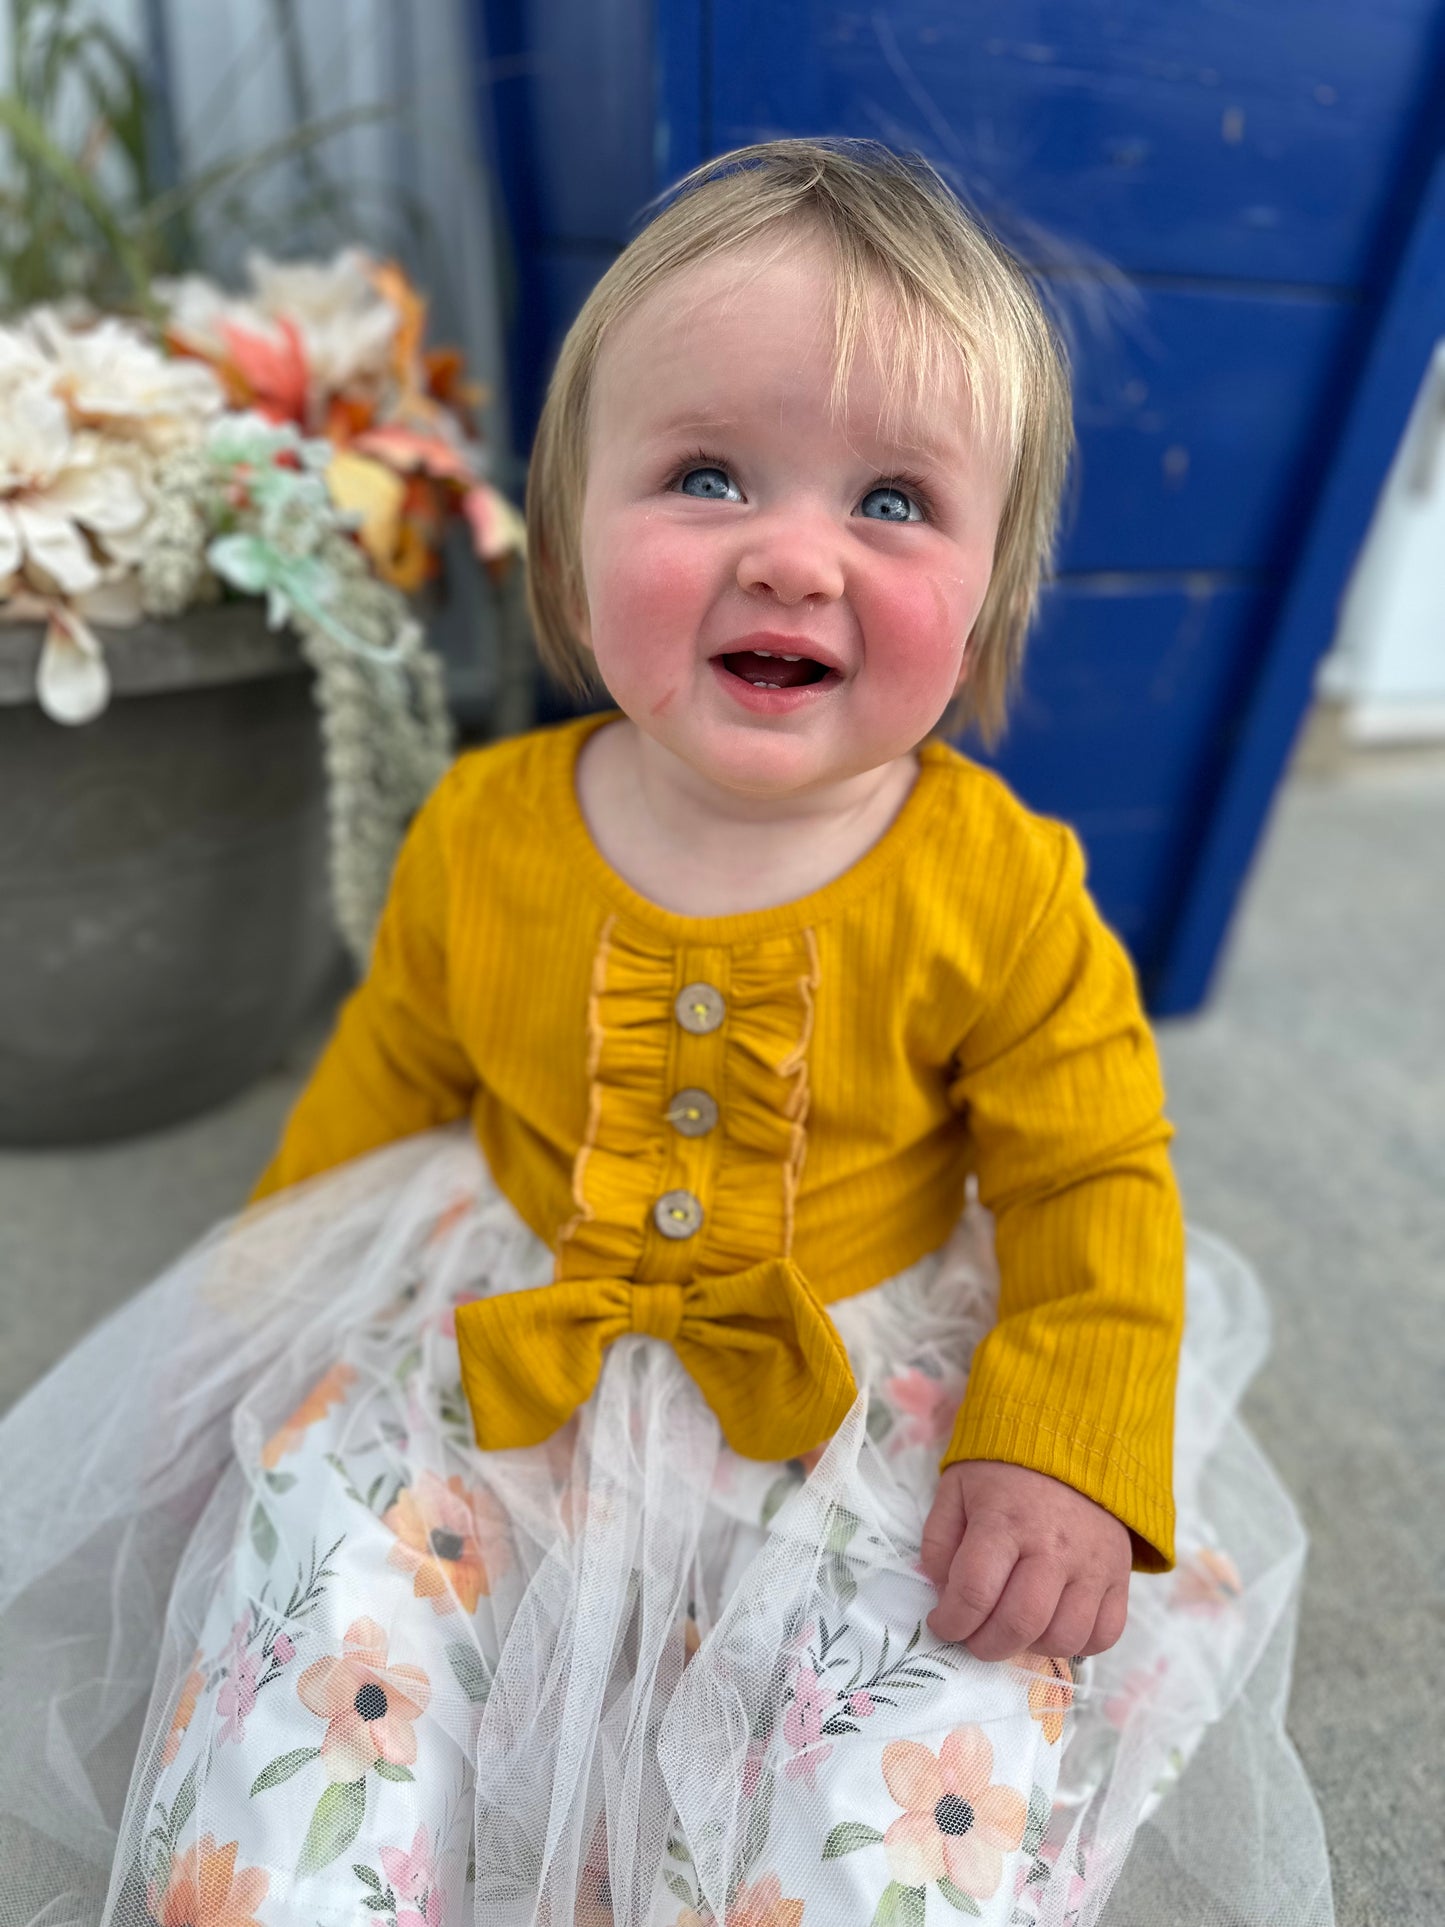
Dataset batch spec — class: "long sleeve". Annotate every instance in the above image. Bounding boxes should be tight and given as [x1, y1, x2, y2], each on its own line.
[943, 823, 1184, 1571]
[249, 776, 478, 1202]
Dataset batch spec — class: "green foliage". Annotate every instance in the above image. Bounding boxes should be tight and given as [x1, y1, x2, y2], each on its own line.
[0, 0, 388, 315]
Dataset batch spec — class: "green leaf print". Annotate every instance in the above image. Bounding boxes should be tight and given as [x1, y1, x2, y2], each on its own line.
[826, 1550, 858, 1607]
[250, 1747, 321, 1795]
[446, 1640, 492, 1704]
[824, 1504, 862, 1555]
[822, 1822, 885, 1857]
[1023, 1783, 1051, 1855]
[374, 1759, 415, 1781]
[937, 1877, 983, 1914]
[760, 1472, 798, 1530]
[169, 1760, 199, 1843]
[264, 1470, 297, 1494]
[740, 1762, 776, 1880]
[297, 1778, 367, 1876]
[250, 1501, 278, 1566]
[870, 1883, 926, 1927]
[663, 1870, 694, 1905]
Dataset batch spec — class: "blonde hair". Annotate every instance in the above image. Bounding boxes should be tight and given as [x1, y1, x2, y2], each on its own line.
[525, 136, 1074, 743]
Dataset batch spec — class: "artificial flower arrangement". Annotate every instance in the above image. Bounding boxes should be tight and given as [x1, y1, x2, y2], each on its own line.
[0, 248, 525, 961]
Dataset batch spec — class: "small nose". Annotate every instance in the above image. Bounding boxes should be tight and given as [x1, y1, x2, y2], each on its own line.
[735, 498, 846, 605]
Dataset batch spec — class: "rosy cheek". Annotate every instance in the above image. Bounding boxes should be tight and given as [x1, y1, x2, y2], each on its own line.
[861, 564, 978, 694]
[589, 520, 712, 666]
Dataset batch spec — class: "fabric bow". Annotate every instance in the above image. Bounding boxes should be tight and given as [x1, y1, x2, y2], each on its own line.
[454, 1257, 858, 1462]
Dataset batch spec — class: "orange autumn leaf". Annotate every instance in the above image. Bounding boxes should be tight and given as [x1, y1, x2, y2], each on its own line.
[353, 422, 476, 483]
[324, 392, 378, 447]
[218, 316, 309, 425]
[371, 259, 428, 393]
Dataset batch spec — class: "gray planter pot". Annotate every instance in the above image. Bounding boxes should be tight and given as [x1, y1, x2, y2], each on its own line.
[0, 603, 341, 1145]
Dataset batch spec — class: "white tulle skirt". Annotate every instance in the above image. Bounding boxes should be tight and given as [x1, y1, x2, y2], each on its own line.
[0, 1128, 1333, 1927]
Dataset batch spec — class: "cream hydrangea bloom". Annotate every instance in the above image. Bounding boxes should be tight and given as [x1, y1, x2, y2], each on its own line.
[0, 311, 220, 721]
[161, 247, 399, 403]
[0, 383, 147, 599]
[25, 307, 224, 453]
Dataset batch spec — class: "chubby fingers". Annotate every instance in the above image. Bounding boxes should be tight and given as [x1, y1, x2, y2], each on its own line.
[918, 1465, 968, 1593]
[925, 1511, 1020, 1646]
[960, 1550, 1075, 1662]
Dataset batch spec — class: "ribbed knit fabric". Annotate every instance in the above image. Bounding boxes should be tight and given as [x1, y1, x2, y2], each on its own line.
[252, 709, 1184, 1569]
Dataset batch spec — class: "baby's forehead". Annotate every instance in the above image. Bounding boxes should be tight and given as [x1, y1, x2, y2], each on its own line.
[597, 241, 990, 455]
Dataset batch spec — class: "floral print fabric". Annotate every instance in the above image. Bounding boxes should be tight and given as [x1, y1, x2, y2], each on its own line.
[0, 1129, 1330, 1927]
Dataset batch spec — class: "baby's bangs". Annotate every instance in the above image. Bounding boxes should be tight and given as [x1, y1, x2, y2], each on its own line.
[820, 254, 1024, 481]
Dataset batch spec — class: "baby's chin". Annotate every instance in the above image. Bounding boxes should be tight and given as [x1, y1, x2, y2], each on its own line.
[644, 716, 894, 804]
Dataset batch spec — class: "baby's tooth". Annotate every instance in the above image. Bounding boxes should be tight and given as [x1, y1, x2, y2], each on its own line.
[780, 653, 802, 661]
[749, 680, 781, 688]
[753, 649, 774, 658]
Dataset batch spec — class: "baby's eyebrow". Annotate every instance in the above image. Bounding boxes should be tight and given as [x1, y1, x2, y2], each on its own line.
[647, 411, 743, 440]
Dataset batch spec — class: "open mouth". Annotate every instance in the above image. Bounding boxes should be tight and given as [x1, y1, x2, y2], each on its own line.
[715, 650, 838, 690]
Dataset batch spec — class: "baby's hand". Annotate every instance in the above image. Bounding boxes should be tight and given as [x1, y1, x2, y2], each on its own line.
[919, 1459, 1131, 1661]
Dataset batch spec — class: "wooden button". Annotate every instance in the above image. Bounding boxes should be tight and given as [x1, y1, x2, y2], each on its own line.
[674, 982, 724, 1034]
[666, 1088, 718, 1137]
[653, 1189, 704, 1239]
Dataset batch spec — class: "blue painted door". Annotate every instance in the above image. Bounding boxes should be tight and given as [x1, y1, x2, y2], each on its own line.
[471, 0, 1445, 1009]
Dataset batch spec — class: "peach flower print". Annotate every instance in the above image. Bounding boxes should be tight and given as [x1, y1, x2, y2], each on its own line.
[882, 1367, 962, 1451]
[1104, 1655, 1169, 1731]
[147, 1835, 269, 1927]
[726, 1874, 805, 1926]
[1012, 1650, 1075, 1745]
[669, 1874, 804, 1927]
[1172, 1546, 1243, 1615]
[382, 1470, 511, 1613]
[261, 1359, 357, 1468]
[160, 1651, 205, 1766]
[296, 1615, 430, 1782]
[881, 1726, 1027, 1899]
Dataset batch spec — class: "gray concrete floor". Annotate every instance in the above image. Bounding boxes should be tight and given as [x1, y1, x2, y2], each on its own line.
[2, 748, 1442, 1924]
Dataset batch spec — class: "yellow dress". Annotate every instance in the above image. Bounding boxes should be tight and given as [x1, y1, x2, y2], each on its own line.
[0, 712, 1331, 1927]
[254, 707, 1184, 1569]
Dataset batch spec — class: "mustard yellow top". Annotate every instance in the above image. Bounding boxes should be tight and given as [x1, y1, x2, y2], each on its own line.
[253, 709, 1184, 1570]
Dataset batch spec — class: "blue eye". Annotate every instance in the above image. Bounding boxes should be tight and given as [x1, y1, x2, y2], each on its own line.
[858, 484, 922, 522]
[677, 466, 741, 501]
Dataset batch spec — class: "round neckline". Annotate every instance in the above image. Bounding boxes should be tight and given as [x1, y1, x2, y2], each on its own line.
[554, 707, 956, 945]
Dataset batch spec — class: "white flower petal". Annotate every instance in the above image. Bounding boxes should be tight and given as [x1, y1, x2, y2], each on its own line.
[75, 575, 142, 625]
[0, 504, 22, 580]
[0, 328, 49, 394]
[0, 383, 72, 488]
[44, 459, 148, 535]
[13, 501, 101, 594]
[37, 607, 111, 723]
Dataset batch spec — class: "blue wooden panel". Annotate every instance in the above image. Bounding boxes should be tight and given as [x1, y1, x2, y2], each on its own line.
[975, 579, 1262, 970]
[708, 1, 1441, 287]
[511, 0, 653, 245]
[655, 0, 706, 183]
[1155, 147, 1445, 1011]
[1061, 284, 1352, 571]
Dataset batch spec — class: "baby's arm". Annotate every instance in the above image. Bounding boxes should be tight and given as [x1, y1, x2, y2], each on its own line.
[935, 823, 1185, 1656]
[250, 773, 477, 1200]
